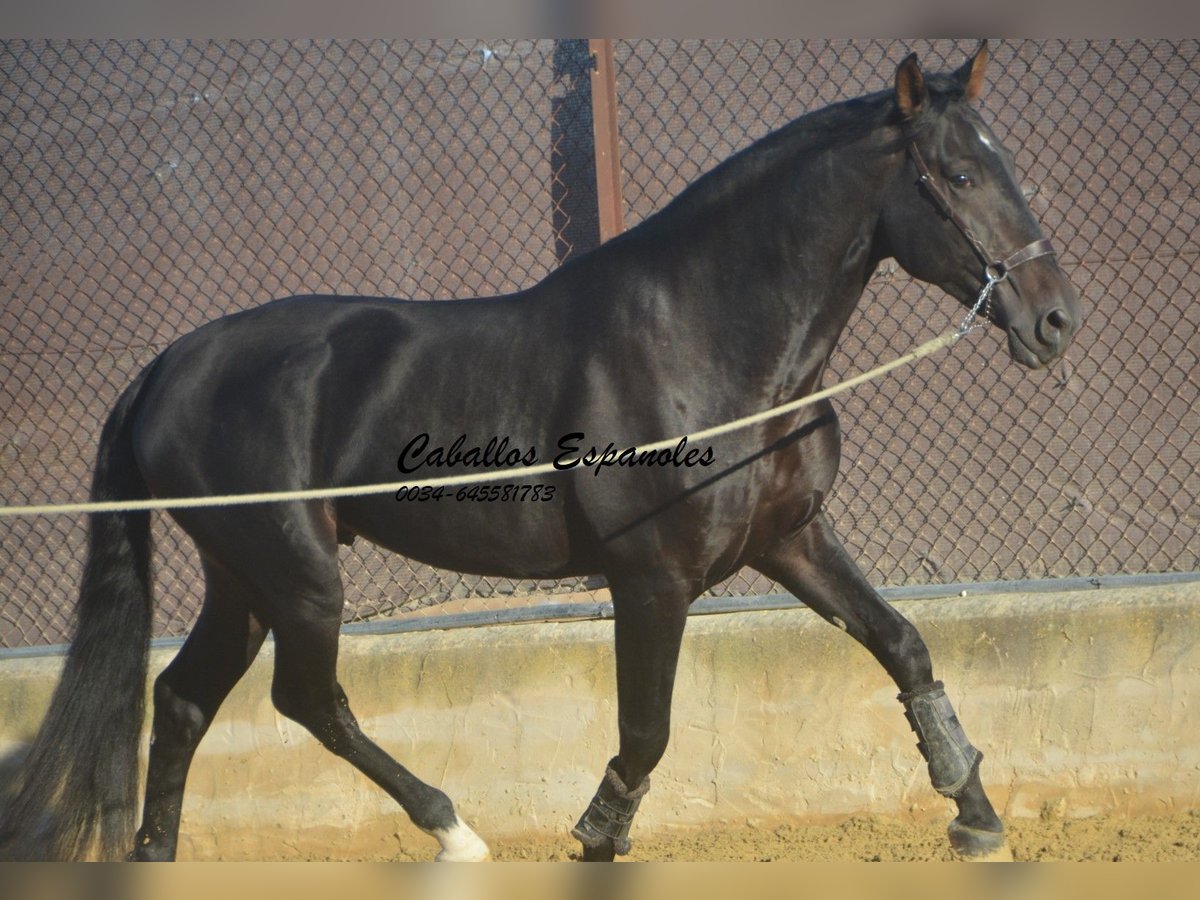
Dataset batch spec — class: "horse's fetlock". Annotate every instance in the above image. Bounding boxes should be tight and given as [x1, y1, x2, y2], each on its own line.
[408, 788, 457, 834]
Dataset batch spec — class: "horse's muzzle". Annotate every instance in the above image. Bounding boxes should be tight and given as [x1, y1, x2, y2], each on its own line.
[1011, 305, 1076, 368]
[1001, 265, 1081, 369]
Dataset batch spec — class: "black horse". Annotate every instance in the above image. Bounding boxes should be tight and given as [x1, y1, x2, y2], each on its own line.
[0, 44, 1079, 862]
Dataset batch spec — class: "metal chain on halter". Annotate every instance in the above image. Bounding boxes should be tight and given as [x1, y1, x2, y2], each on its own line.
[957, 266, 1002, 336]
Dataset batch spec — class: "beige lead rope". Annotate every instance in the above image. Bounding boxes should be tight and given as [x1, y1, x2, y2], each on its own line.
[0, 330, 963, 519]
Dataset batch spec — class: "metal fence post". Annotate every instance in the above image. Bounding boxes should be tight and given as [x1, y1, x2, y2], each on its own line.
[589, 38, 625, 242]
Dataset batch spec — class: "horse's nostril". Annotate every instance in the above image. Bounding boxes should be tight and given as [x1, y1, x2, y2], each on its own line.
[1046, 308, 1069, 331]
[1038, 307, 1071, 346]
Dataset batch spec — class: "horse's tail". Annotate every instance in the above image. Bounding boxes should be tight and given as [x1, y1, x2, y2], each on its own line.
[0, 363, 158, 861]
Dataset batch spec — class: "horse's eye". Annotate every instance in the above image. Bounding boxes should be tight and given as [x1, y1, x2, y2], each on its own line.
[950, 173, 973, 189]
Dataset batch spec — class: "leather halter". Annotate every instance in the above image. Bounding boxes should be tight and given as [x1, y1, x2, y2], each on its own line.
[908, 141, 1056, 283]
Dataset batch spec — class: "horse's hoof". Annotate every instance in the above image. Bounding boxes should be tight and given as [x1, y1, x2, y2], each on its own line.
[580, 844, 617, 862]
[948, 819, 1013, 862]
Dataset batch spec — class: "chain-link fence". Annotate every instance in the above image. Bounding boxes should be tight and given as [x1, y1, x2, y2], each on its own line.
[2, 39, 1197, 648]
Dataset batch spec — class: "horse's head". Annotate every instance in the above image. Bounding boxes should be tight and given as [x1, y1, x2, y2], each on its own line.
[876, 43, 1081, 369]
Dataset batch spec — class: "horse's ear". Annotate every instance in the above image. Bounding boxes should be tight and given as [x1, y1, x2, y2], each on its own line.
[894, 52, 926, 121]
[955, 39, 989, 101]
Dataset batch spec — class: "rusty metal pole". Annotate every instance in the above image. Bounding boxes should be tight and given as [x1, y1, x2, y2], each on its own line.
[589, 38, 625, 243]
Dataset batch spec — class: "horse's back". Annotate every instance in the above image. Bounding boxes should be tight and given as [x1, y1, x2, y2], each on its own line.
[132, 293, 564, 476]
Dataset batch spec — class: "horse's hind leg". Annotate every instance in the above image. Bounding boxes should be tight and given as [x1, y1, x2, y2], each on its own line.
[752, 513, 1010, 861]
[146, 503, 485, 861]
[131, 560, 267, 861]
[267, 586, 489, 861]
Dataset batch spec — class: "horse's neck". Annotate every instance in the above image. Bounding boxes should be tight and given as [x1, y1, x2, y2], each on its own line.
[544, 127, 901, 404]
[670, 143, 898, 400]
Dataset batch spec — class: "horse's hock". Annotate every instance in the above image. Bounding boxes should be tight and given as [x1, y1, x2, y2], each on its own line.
[2, 581, 1196, 860]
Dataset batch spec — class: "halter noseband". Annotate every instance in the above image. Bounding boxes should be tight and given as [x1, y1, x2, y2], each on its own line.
[907, 142, 1056, 331]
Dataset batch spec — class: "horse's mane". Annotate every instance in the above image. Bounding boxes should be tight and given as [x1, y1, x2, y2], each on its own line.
[645, 70, 969, 226]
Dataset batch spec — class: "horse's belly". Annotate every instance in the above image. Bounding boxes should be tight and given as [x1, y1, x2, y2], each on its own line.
[338, 489, 580, 580]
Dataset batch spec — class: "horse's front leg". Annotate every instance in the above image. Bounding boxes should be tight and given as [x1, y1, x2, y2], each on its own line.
[753, 513, 1011, 861]
[571, 583, 691, 861]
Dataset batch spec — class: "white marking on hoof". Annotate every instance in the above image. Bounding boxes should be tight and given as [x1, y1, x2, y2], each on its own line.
[429, 817, 491, 862]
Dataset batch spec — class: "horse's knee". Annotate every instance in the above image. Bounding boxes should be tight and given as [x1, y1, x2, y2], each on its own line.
[616, 719, 671, 780]
[884, 614, 929, 662]
[866, 612, 934, 687]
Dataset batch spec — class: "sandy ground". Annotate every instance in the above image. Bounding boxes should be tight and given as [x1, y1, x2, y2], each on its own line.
[225, 809, 1200, 862]
[469, 810, 1200, 862]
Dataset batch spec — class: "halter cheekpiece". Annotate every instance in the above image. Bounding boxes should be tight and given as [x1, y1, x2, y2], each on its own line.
[907, 142, 1056, 334]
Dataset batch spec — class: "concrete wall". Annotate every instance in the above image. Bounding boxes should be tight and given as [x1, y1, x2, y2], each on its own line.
[1, 581, 1197, 860]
